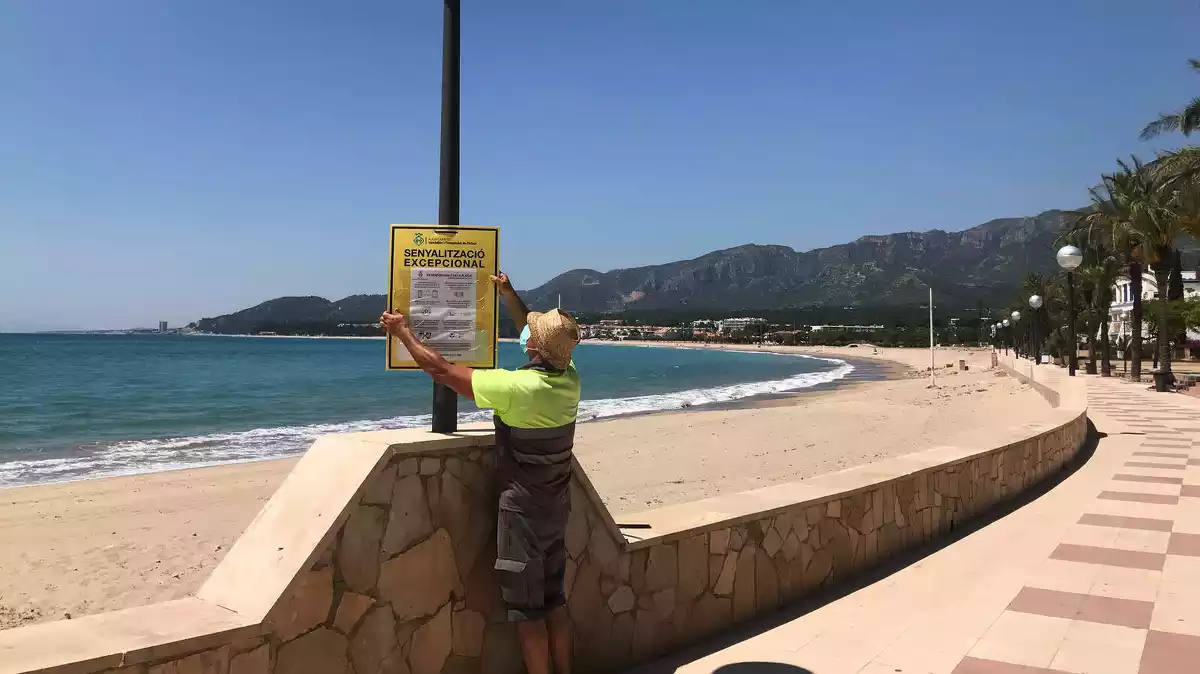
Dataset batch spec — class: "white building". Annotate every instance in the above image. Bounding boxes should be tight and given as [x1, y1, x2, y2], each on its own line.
[809, 324, 885, 333]
[718, 317, 766, 331]
[1109, 271, 1200, 343]
[717, 317, 767, 337]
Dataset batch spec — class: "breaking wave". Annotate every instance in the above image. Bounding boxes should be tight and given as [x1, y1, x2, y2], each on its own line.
[0, 355, 852, 488]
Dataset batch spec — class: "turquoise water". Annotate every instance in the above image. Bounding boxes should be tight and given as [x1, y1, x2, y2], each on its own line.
[0, 334, 851, 486]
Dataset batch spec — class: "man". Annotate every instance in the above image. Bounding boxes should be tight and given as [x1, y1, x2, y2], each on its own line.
[381, 272, 580, 674]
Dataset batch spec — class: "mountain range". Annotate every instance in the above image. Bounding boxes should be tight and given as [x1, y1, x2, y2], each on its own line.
[193, 208, 1118, 334]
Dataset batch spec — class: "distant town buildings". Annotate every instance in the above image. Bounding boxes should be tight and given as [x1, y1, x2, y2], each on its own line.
[575, 316, 887, 343]
[579, 323, 690, 341]
[158, 321, 169, 333]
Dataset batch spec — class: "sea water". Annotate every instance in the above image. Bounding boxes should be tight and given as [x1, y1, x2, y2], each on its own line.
[0, 334, 851, 486]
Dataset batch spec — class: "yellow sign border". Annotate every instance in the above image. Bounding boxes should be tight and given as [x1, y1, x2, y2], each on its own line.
[386, 224, 500, 371]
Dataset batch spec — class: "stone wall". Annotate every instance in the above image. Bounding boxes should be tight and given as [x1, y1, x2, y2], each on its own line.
[556, 413, 1085, 671]
[997, 356, 1062, 407]
[0, 372, 1088, 674]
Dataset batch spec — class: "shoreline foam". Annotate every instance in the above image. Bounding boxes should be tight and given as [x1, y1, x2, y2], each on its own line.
[0, 344, 857, 489]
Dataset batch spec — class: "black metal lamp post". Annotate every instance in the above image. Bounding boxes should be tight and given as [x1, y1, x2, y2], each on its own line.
[1011, 311, 1021, 358]
[1057, 245, 1083, 376]
[1029, 295, 1043, 365]
[432, 0, 461, 434]
[1003, 318, 1011, 355]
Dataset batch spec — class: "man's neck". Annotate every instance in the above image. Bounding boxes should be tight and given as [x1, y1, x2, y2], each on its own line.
[521, 356, 562, 374]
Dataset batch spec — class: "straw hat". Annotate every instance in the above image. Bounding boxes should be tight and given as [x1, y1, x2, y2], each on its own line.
[527, 309, 581, 370]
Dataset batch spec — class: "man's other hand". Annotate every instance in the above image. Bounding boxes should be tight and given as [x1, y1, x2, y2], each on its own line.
[490, 272, 516, 298]
[380, 312, 410, 337]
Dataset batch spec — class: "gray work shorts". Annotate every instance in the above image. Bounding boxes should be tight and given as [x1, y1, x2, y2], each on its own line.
[494, 507, 568, 622]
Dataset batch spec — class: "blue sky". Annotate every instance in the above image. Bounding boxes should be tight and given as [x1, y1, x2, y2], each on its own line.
[1, 1, 1197, 331]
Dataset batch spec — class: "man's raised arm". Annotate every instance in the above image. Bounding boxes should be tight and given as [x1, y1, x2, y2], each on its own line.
[381, 312, 475, 400]
[491, 272, 530, 333]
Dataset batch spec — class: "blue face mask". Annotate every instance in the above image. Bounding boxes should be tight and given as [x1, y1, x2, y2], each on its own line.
[519, 325, 531, 354]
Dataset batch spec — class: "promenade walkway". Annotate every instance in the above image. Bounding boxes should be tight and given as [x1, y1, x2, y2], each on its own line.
[629, 368, 1200, 674]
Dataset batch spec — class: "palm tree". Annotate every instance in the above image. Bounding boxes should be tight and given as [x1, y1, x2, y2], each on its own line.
[1066, 170, 1147, 380]
[1151, 147, 1200, 237]
[1140, 59, 1200, 140]
[1059, 223, 1123, 376]
[1096, 254, 1121, 377]
[1114, 156, 1187, 388]
[1080, 248, 1121, 376]
[1074, 155, 1192, 386]
[1143, 299, 1186, 369]
[1075, 266, 1099, 374]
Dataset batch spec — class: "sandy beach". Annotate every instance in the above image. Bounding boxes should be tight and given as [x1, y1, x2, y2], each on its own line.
[579, 346, 1053, 513]
[0, 346, 1056, 629]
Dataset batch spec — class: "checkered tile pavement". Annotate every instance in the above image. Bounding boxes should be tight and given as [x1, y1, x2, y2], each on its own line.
[957, 376, 1200, 674]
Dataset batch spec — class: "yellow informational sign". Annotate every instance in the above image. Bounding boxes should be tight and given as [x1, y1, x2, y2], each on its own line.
[387, 225, 499, 370]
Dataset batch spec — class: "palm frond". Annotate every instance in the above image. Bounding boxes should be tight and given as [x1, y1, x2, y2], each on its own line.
[1141, 114, 1181, 141]
[1180, 95, 1200, 136]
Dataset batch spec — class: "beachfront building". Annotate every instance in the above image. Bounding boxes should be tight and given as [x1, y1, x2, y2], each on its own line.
[1109, 270, 1200, 345]
[809, 324, 885, 333]
[717, 317, 767, 339]
[719, 317, 766, 330]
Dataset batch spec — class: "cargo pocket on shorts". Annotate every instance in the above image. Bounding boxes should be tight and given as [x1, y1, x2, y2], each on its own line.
[495, 510, 538, 614]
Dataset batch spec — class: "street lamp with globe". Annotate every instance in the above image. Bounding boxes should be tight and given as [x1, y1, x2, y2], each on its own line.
[1003, 319, 1011, 354]
[1029, 295, 1044, 364]
[1011, 311, 1022, 356]
[1056, 245, 1083, 376]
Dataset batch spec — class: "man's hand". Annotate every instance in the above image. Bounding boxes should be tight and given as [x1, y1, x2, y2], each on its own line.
[490, 272, 516, 298]
[380, 312, 410, 338]
[491, 271, 529, 332]
[382, 311, 475, 401]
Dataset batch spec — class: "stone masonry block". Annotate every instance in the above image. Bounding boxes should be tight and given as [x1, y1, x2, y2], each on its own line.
[732, 545, 756, 622]
[709, 528, 730, 554]
[362, 464, 398, 507]
[677, 534, 708, 600]
[270, 567, 334, 642]
[380, 529, 460, 622]
[410, 603, 452, 674]
[383, 475, 433, 556]
[276, 628, 348, 674]
[339, 505, 386, 594]
[334, 591, 375, 634]
[644, 544, 678, 592]
[350, 605, 397, 674]
[712, 551, 737, 597]
[229, 644, 269, 674]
